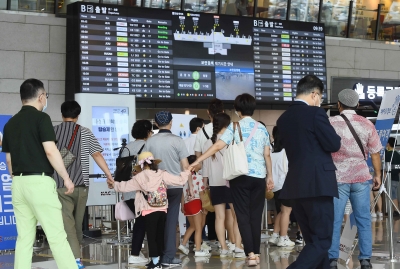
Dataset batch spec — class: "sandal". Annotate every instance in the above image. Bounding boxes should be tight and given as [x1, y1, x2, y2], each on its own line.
[246, 255, 257, 267]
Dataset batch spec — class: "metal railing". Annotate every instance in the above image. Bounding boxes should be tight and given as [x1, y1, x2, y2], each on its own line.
[2, 0, 399, 42]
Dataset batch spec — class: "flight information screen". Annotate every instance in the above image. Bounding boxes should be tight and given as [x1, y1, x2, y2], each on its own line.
[66, 2, 327, 103]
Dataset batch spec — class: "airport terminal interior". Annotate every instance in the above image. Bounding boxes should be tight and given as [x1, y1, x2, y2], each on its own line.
[1, 215, 397, 268]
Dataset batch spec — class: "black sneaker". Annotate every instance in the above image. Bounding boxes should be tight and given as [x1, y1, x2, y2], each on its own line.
[329, 258, 338, 269]
[360, 259, 372, 269]
[146, 261, 162, 269]
[295, 231, 303, 244]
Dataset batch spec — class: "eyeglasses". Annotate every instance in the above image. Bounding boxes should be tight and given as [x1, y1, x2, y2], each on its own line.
[39, 92, 49, 99]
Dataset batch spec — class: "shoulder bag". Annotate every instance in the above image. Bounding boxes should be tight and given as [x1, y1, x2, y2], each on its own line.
[223, 122, 259, 180]
[340, 114, 366, 160]
[115, 199, 135, 220]
[114, 144, 145, 182]
[60, 124, 80, 169]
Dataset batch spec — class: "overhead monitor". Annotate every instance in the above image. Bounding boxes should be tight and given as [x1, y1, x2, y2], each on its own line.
[66, 2, 327, 104]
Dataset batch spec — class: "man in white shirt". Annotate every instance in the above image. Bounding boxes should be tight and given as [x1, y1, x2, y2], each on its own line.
[184, 118, 204, 155]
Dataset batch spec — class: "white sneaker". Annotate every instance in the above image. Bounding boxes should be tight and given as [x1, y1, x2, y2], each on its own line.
[220, 249, 230, 257]
[234, 250, 246, 258]
[228, 242, 236, 252]
[139, 251, 146, 259]
[371, 212, 377, 218]
[195, 249, 211, 257]
[277, 237, 295, 247]
[178, 244, 189, 255]
[194, 256, 210, 263]
[128, 255, 148, 264]
[377, 212, 383, 217]
[201, 242, 211, 251]
[268, 234, 279, 245]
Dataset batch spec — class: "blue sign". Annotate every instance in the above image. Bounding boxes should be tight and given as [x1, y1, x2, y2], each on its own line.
[367, 89, 400, 170]
[0, 115, 17, 251]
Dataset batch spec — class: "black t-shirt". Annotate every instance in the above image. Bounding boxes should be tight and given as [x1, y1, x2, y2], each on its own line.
[2, 105, 56, 174]
[385, 149, 400, 182]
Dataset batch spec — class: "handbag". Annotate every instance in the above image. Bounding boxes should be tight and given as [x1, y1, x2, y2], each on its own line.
[223, 122, 259, 180]
[199, 189, 214, 212]
[115, 200, 135, 220]
[60, 125, 79, 169]
[114, 144, 145, 182]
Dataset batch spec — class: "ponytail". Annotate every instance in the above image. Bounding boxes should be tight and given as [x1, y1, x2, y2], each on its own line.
[211, 113, 231, 159]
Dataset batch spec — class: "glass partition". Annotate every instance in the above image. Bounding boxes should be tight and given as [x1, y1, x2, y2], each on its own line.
[57, 0, 99, 14]
[320, 0, 349, 36]
[255, 0, 288, 19]
[219, 0, 253, 15]
[8, 0, 55, 12]
[183, 0, 218, 13]
[0, 1, 7, 9]
[289, 0, 320, 22]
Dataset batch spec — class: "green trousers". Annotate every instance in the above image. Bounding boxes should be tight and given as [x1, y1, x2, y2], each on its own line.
[12, 175, 76, 269]
[57, 186, 89, 258]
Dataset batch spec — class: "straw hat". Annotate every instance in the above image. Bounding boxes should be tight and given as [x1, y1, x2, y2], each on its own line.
[134, 152, 162, 172]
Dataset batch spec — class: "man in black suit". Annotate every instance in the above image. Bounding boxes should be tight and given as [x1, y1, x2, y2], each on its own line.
[277, 75, 341, 268]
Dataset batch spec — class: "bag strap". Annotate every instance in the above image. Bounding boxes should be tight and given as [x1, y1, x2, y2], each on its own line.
[244, 122, 259, 147]
[67, 125, 79, 150]
[202, 127, 210, 140]
[340, 114, 366, 160]
[137, 144, 145, 155]
[232, 122, 243, 145]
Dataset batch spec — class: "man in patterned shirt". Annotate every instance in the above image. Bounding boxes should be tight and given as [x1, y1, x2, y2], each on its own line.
[53, 101, 113, 269]
[328, 89, 382, 269]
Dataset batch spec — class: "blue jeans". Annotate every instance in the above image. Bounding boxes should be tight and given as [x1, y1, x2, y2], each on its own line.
[328, 181, 372, 260]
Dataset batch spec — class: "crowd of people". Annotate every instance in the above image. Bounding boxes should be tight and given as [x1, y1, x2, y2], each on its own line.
[1, 75, 390, 269]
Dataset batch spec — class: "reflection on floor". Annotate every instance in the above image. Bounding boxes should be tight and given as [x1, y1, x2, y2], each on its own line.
[2, 216, 400, 268]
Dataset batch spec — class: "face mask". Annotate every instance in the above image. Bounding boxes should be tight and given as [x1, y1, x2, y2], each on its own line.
[42, 98, 48, 112]
[235, 111, 240, 118]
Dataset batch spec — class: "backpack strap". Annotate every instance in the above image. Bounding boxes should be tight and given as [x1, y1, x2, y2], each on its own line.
[202, 127, 210, 140]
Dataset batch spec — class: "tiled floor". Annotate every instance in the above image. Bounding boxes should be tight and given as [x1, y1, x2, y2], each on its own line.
[2, 217, 400, 268]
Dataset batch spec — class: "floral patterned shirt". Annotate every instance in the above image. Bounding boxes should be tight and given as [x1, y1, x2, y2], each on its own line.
[220, 117, 270, 179]
[183, 171, 205, 204]
[329, 110, 382, 183]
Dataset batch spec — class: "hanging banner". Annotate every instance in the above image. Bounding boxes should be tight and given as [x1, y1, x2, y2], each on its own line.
[0, 115, 17, 251]
[367, 89, 400, 170]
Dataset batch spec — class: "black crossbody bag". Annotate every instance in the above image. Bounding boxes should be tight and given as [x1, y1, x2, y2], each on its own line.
[114, 144, 145, 182]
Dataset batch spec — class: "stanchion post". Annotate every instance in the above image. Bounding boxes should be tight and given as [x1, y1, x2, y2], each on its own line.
[385, 163, 396, 262]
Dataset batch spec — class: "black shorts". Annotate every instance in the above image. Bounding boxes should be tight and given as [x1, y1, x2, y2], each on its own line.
[210, 186, 233, 205]
[273, 190, 292, 213]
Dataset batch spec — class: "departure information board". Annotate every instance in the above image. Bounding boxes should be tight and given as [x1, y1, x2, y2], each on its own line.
[66, 2, 327, 103]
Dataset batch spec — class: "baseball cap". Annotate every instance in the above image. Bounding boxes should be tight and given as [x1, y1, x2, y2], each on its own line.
[155, 111, 172, 126]
[338, 89, 359, 108]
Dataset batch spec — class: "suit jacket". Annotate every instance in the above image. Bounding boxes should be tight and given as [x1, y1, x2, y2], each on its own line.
[276, 101, 341, 199]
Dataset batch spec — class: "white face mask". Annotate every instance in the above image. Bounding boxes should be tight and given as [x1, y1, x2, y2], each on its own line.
[235, 111, 240, 118]
[42, 98, 48, 112]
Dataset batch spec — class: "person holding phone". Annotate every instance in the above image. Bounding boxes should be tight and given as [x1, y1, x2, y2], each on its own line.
[328, 89, 382, 269]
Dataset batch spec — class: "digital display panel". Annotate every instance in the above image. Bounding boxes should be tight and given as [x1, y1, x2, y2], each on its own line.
[91, 106, 129, 182]
[66, 2, 327, 103]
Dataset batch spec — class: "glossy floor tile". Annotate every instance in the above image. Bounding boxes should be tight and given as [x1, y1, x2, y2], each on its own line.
[2, 217, 400, 268]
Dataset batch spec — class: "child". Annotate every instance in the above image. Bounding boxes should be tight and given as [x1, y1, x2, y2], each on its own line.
[268, 126, 295, 247]
[108, 152, 190, 269]
[202, 112, 243, 258]
[179, 155, 209, 257]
